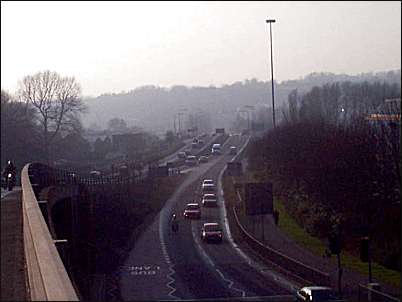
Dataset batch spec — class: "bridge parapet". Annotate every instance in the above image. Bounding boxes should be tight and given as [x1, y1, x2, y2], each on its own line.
[21, 163, 79, 301]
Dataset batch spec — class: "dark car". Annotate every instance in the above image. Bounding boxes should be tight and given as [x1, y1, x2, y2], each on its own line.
[229, 146, 237, 155]
[201, 222, 223, 243]
[178, 151, 186, 159]
[198, 155, 209, 163]
[185, 155, 198, 166]
[202, 183, 216, 194]
[183, 203, 201, 219]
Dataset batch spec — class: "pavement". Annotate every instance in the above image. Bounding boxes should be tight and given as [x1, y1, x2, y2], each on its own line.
[0, 187, 27, 301]
[235, 179, 401, 300]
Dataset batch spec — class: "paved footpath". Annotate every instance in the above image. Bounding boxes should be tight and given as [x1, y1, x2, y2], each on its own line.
[238, 200, 401, 300]
[1, 188, 27, 301]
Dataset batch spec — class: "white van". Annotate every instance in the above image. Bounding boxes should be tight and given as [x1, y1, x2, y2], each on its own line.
[211, 143, 222, 155]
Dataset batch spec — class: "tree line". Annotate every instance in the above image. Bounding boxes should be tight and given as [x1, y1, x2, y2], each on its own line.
[1, 71, 182, 175]
[247, 81, 401, 270]
[84, 70, 401, 135]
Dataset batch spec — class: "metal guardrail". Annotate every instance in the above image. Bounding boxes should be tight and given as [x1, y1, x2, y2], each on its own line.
[358, 283, 400, 302]
[21, 163, 79, 301]
[230, 186, 331, 287]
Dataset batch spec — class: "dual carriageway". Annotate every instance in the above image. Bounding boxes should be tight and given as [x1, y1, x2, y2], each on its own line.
[119, 133, 295, 300]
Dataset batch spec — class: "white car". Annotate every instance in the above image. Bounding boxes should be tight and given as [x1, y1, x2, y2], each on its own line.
[296, 286, 341, 302]
[211, 143, 222, 155]
[201, 193, 218, 207]
[202, 179, 215, 190]
[202, 179, 214, 186]
[90, 170, 101, 177]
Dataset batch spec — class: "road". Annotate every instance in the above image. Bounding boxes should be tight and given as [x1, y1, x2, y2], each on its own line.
[119, 134, 296, 301]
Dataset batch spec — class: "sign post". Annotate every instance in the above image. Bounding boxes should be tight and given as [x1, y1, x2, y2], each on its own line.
[244, 182, 273, 242]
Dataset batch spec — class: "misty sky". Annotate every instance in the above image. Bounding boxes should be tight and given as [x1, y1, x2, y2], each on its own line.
[1, 1, 401, 97]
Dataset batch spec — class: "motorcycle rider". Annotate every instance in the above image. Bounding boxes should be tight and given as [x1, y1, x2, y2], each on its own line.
[2, 160, 16, 191]
[171, 213, 179, 232]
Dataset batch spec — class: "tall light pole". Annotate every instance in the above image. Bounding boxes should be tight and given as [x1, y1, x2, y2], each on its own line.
[266, 19, 276, 129]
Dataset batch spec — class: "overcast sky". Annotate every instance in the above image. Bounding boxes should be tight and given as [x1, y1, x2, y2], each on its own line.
[1, 1, 401, 97]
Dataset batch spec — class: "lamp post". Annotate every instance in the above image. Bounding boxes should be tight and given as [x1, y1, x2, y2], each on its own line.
[266, 19, 276, 129]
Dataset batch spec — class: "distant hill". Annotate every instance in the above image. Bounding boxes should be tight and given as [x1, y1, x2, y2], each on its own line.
[82, 70, 401, 134]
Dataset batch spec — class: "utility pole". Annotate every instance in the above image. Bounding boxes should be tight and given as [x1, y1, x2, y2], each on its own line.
[266, 19, 276, 128]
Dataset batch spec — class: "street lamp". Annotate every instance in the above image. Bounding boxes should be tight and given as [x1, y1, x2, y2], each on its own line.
[266, 19, 276, 129]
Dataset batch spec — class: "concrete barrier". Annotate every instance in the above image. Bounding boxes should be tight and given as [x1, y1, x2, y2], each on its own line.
[21, 163, 79, 301]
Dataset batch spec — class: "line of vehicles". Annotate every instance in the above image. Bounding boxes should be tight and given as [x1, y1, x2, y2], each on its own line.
[173, 178, 223, 243]
[177, 141, 237, 167]
[175, 179, 343, 301]
[170, 144, 345, 301]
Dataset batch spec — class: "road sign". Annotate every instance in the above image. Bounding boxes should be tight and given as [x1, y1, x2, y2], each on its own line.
[227, 162, 242, 176]
[244, 182, 273, 215]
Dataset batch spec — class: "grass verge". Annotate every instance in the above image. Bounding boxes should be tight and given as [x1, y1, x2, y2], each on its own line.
[274, 198, 401, 289]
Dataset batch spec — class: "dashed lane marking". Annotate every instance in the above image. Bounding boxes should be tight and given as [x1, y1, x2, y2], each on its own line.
[191, 197, 247, 298]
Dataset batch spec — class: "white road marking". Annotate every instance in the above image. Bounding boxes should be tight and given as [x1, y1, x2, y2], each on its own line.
[216, 268, 246, 297]
[217, 136, 299, 293]
[159, 214, 179, 299]
[191, 218, 246, 298]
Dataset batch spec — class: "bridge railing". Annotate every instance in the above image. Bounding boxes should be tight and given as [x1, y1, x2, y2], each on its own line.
[21, 163, 79, 301]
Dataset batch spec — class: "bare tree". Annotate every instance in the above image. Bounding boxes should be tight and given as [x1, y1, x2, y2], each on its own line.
[18, 70, 87, 163]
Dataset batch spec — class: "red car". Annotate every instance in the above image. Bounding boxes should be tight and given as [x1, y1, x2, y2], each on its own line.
[201, 222, 223, 243]
[183, 203, 201, 219]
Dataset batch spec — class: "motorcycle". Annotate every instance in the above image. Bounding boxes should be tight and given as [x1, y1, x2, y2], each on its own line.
[6, 173, 15, 191]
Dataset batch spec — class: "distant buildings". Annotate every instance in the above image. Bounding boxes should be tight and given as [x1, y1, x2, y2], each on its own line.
[366, 98, 401, 123]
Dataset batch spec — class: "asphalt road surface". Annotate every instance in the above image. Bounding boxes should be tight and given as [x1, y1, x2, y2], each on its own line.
[120, 134, 295, 301]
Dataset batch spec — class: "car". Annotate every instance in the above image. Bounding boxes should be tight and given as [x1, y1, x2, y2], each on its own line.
[183, 203, 201, 219]
[296, 286, 341, 302]
[166, 161, 175, 169]
[211, 143, 222, 155]
[198, 155, 209, 163]
[185, 155, 198, 166]
[201, 222, 223, 242]
[202, 183, 216, 193]
[202, 179, 214, 185]
[229, 146, 237, 155]
[178, 151, 186, 159]
[90, 170, 101, 177]
[202, 179, 214, 188]
[202, 193, 218, 207]
[197, 139, 204, 147]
